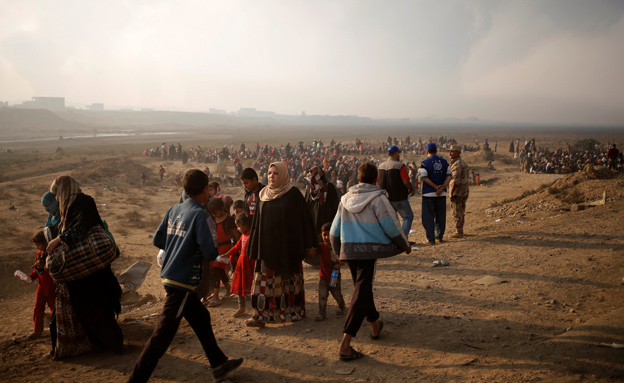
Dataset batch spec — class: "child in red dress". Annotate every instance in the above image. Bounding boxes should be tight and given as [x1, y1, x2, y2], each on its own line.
[222, 213, 255, 317]
[206, 198, 239, 307]
[27, 230, 56, 339]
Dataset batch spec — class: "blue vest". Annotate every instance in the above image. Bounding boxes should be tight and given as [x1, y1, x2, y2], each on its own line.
[420, 155, 449, 195]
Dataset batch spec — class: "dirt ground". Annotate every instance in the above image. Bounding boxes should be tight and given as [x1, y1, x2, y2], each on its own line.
[0, 130, 623, 383]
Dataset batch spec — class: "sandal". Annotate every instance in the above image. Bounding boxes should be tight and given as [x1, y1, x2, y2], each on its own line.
[207, 299, 222, 307]
[370, 320, 384, 340]
[245, 318, 266, 328]
[232, 308, 246, 318]
[339, 346, 364, 362]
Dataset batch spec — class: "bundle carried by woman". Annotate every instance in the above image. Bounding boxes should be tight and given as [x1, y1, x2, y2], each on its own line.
[45, 176, 119, 283]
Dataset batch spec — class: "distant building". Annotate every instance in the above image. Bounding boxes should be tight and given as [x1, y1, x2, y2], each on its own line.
[0, 101, 8, 107]
[209, 108, 227, 115]
[15, 97, 65, 111]
[237, 108, 275, 117]
[88, 103, 104, 111]
[141, 108, 154, 112]
[238, 108, 257, 115]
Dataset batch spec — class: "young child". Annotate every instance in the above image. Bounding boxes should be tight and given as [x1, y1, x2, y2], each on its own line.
[206, 198, 239, 307]
[127, 169, 243, 382]
[208, 181, 222, 199]
[222, 195, 234, 214]
[240, 168, 265, 215]
[315, 222, 346, 321]
[174, 171, 182, 186]
[221, 213, 255, 317]
[233, 200, 245, 215]
[26, 229, 56, 339]
[159, 165, 165, 181]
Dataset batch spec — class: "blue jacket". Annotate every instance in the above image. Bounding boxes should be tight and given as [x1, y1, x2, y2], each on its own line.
[153, 198, 217, 292]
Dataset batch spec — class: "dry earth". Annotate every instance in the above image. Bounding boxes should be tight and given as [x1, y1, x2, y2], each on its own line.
[0, 131, 623, 383]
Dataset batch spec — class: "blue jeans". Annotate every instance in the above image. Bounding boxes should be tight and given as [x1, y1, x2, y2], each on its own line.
[421, 197, 446, 242]
[390, 200, 414, 238]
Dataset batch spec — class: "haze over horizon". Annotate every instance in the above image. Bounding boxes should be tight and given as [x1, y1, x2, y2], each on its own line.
[1, 0, 623, 126]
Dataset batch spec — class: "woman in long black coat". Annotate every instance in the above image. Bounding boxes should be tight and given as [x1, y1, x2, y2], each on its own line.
[246, 162, 318, 327]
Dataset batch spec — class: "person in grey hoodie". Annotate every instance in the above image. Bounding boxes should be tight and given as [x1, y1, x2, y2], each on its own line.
[330, 162, 411, 361]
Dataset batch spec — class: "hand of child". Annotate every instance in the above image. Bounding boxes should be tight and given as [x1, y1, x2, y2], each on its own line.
[217, 255, 230, 264]
[332, 263, 340, 270]
[33, 259, 45, 270]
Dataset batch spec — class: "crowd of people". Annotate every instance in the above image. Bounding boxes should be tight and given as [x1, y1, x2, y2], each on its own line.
[143, 135, 476, 194]
[18, 134, 619, 381]
[511, 139, 623, 174]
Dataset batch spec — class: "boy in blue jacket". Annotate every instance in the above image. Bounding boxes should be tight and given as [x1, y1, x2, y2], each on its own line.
[128, 169, 243, 383]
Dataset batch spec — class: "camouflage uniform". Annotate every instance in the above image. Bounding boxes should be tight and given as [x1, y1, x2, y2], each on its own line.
[449, 156, 470, 236]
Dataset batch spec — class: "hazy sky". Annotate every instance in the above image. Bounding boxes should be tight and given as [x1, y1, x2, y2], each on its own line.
[1, 0, 623, 125]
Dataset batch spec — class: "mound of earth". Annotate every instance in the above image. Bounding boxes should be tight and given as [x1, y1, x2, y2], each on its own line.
[72, 157, 154, 187]
[487, 166, 623, 217]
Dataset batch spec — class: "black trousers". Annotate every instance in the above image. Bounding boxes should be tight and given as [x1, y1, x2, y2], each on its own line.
[128, 286, 228, 383]
[343, 259, 379, 337]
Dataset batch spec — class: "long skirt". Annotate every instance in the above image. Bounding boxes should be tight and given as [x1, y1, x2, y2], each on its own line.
[50, 283, 94, 360]
[251, 261, 305, 323]
[50, 266, 123, 360]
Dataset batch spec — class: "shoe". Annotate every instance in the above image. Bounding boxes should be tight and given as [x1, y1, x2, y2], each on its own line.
[213, 358, 244, 380]
[339, 346, 364, 362]
[336, 307, 346, 315]
[245, 318, 266, 328]
[370, 320, 384, 340]
[232, 308, 246, 318]
[436, 239, 445, 244]
[27, 332, 42, 340]
[422, 240, 435, 246]
[408, 241, 416, 246]
[449, 233, 464, 239]
[315, 314, 326, 322]
[207, 299, 222, 307]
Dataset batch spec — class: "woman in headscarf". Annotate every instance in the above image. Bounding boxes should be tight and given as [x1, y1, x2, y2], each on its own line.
[45, 175, 123, 360]
[246, 162, 318, 327]
[303, 166, 340, 266]
[41, 191, 60, 230]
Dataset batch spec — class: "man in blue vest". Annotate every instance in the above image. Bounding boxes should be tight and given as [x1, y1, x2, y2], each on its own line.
[378, 145, 415, 240]
[419, 143, 451, 245]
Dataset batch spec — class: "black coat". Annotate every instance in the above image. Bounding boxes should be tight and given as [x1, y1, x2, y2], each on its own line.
[304, 182, 340, 240]
[248, 188, 318, 276]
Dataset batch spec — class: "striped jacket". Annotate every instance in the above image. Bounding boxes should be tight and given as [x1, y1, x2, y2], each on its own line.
[330, 183, 409, 260]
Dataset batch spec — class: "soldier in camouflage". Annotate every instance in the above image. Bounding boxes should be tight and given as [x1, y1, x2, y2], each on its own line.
[448, 145, 470, 239]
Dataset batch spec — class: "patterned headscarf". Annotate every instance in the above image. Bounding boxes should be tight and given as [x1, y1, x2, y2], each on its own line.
[41, 191, 60, 228]
[259, 162, 293, 201]
[307, 166, 328, 203]
[50, 175, 82, 232]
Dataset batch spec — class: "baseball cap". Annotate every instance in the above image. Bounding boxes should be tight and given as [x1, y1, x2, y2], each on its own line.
[388, 145, 401, 154]
[426, 143, 437, 152]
